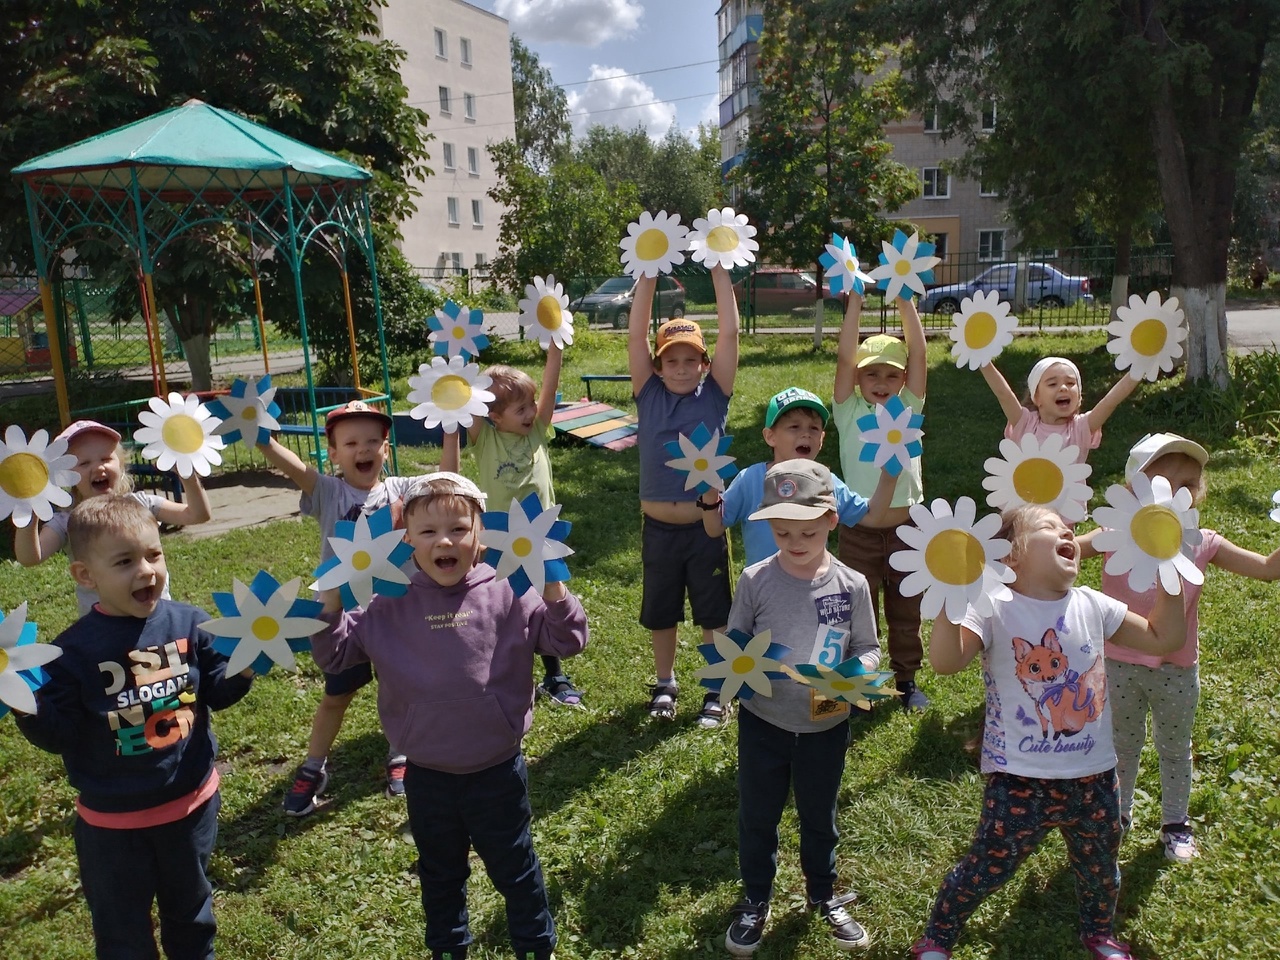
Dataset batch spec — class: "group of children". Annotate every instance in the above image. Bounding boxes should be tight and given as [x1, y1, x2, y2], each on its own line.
[7, 260, 1278, 960]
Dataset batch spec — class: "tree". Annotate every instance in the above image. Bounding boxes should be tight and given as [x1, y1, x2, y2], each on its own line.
[575, 123, 723, 224]
[510, 35, 570, 172]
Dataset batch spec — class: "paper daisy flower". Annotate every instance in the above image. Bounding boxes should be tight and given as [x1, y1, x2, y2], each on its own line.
[619, 210, 688, 278]
[869, 229, 941, 302]
[982, 433, 1094, 523]
[311, 504, 415, 610]
[818, 233, 875, 297]
[856, 396, 924, 477]
[1106, 291, 1187, 382]
[0, 425, 77, 528]
[407, 356, 495, 433]
[203, 571, 328, 675]
[950, 290, 1018, 369]
[889, 497, 1016, 624]
[482, 492, 574, 596]
[427, 299, 491, 361]
[787, 657, 899, 709]
[687, 207, 758, 270]
[134, 392, 225, 478]
[518, 275, 575, 351]
[0, 603, 62, 718]
[695, 628, 792, 701]
[207, 375, 282, 447]
[1092, 472, 1204, 594]
[1271, 490, 1280, 523]
[663, 422, 737, 494]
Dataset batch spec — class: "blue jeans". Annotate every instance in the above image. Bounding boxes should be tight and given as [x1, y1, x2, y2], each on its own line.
[404, 754, 555, 956]
[737, 707, 850, 904]
[73, 792, 220, 960]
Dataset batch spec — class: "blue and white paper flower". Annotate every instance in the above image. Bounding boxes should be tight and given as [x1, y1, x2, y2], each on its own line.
[664, 422, 737, 494]
[695, 628, 792, 701]
[203, 571, 328, 675]
[482, 493, 574, 596]
[787, 656, 899, 707]
[427, 299, 491, 361]
[819, 234, 875, 297]
[856, 396, 924, 477]
[868, 229, 941, 302]
[311, 504, 414, 610]
[0, 603, 61, 718]
[207, 376, 282, 447]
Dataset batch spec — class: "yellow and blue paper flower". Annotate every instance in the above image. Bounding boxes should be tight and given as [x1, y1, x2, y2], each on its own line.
[869, 229, 941, 302]
[0, 603, 61, 719]
[207, 375, 282, 447]
[788, 656, 898, 707]
[482, 492, 574, 596]
[856, 396, 924, 477]
[819, 234, 875, 297]
[664, 422, 737, 494]
[427, 299, 491, 361]
[695, 628, 792, 701]
[311, 504, 414, 611]
[204, 571, 327, 675]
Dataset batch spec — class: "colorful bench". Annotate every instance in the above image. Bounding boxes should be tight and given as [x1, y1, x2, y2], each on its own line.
[551, 400, 639, 451]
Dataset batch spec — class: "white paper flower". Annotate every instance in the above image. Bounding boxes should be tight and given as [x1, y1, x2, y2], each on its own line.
[687, 206, 758, 270]
[407, 356, 496, 433]
[950, 290, 1018, 369]
[1271, 490, 1280, 523]
[819, 234, 875, 297]
[855, 396, 924, 477]
[202, 572, 328, 675]
[619, 210, 688, 278]
[1106, 291, 1187, 382]
[663, 423, 737, 493]
[695, 629, 791, 702]
[889, 497, 1016, 624]
[426, 299, 491, 361]
[1092, 472, 1203, 594]
[311, 505, 415, 610]
[982, 433, 1094, 523]
[481, 493, 574, 596]
[0, 603, 62, 717]
[207, 376, 281, 447]
[134, 392, 225, 478]
[0, 425, 77, 528]
[869, 229, 941, 302]
[518, 275, 575, 351]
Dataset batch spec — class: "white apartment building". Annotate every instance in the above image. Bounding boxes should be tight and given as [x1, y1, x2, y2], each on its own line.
[377, 0, 516, 275]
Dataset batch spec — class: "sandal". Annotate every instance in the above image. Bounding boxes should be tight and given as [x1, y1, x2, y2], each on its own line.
[539, 674, 584, 708]
[697, 691, 727, 728]
[647, 682, 678, 720]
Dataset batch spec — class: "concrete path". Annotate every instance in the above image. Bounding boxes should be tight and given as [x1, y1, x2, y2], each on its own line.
[1222, 305, 1280, 352]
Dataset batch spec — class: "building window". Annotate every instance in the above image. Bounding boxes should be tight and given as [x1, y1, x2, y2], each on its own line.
[471, 199, 483, 226]
[467, 146, 479, 175]
[442, 142, 455, 171]
[922, 167, 950, 199]
[460, 37, 472, 66]
[981, 99, 997, 132]
[447, 197, 459, 225]
[475, 251, 487, 268]
[434, 29, 447, 59]
[923, 104, 940, 133]
[438, 86, 451, 115]
[464, 93, 476, 121]
[978, 229, 1006, 261]
[978, 176, 998, 197]
[446, 251, 462, 271]
[930, 232, 949, 261]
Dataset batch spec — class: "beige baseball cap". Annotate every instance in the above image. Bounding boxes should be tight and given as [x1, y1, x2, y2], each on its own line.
[748, 459, 837, 521]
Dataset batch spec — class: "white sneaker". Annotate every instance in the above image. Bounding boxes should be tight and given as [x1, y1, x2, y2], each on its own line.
[1161, 824, 1199, 863]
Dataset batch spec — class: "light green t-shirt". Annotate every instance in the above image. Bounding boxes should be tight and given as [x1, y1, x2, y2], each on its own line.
[472, 417, 555, 509]
[832, 387, 924, 507]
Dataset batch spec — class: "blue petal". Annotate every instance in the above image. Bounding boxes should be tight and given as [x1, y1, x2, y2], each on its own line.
[697, 640, 724, 664]
[313, 555, 340, 581]
[249, 570, 282, 603]
[211, 590, 239, 617]
[543, 558, 571, 584]
[689, 422, 714, 448]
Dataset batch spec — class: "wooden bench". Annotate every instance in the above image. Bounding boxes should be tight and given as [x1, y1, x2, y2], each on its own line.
[580, 374, 630, 401]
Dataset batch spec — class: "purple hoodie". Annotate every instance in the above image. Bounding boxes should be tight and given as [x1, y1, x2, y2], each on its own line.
[312, 563, 588, 774]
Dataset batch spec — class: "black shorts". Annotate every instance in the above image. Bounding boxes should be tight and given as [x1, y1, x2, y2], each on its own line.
[640, 516, 732, 631]
[323, 661, 374, 696]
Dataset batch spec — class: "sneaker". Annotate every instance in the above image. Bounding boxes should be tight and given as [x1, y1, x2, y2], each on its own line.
[385, 756, 407, 799]
[696, 691, 728, 729]
[910, 938, 952, 960]
[1119, 815, 1132, 841]
[810, 892, 869, 950]
[539, 674, 585, 708]
[1080, 934, 1137, 959]
[724, 898, 769, 956]
[898, 679, 930, 713]
[647, 682, 678, 721]
[430, 949, 467, 960]
[1161, 823, 1199, 863]
[282, 762, 329, 817]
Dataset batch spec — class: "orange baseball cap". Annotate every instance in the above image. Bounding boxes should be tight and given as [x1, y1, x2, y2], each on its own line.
[324, 400, 392, 439]
[654, 318, 708, 358]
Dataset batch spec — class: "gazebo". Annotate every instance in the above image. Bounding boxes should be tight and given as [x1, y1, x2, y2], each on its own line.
[11, 99, 396, 467]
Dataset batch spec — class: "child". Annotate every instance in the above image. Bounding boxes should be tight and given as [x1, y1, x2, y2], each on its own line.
[14, 496, 254, 960]
[1079, 432, 1280, 862]
[257, 399, 404, 813]
[722, 460, 878, 956]
[440, 343, 584, 707]
[13, 419, 211, 615]
[310, 472, 588, 960]
[833, 292, 930, 711]
[700, 386, 895, 567]
[627, 266, 738, 726]
[911, 504, 1188, 960]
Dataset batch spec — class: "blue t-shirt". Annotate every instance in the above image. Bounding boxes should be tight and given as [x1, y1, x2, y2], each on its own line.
[635, 373, 730, 501]
[722, 461, 869, 565]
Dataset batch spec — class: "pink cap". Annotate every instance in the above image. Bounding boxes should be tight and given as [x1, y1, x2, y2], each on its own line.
[56, 420, 122, 444]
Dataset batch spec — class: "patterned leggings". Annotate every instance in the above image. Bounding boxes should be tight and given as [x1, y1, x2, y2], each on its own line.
[924, 769, 1122, 949]
[1109, 660, 1198, 827]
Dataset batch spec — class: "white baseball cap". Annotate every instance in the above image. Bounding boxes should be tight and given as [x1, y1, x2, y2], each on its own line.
[1124, 432, 1208, 481]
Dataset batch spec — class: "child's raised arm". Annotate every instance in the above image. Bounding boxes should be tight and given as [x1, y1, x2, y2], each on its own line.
[536, 344, 563, 426]
[1108, 579, 1187, 656]
[708, 264, 739, 396]
[152, 474, 212, 527]
[439, 429, 461, 474]
[257, 436, 319, 495]
[833, 292, 863, 405]
[928, 617, 983, 675]
[13, 519, 62, 566]
[699, 490, 726, 540]
[1208, 537, 1280, 581]
[628, 276, 658, 394]
[1085, 373, 1139, 434]
[979, 362, 1025, 428]
[860, 468, 898, 527]
[901, 296, 927, 400]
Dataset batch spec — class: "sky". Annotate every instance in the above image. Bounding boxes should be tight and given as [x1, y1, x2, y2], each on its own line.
[469, 0, 722, 138]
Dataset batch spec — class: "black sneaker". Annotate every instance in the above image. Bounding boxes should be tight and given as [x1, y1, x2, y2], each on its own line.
[282, 762, 329, 817]
[898, 679, 930, 713]
[810, 892, 869, 950]
[725, 898, 769, 956]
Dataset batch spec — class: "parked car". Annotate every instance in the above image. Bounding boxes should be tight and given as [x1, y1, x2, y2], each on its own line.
[570, 276, 686, 329]
[918, 262, 1093, 314]
[733, 267, 843, 315]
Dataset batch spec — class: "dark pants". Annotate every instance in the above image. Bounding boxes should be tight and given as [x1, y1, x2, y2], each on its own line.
[737, 707, 851, 904]
[73, 793, 220, 960]
[838, 523, 923, 683]
[405, 754, 555, 957]
[925, 770, 1122, 948]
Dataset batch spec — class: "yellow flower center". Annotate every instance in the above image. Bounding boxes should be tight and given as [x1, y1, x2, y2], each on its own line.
[536, 295, 562, 330]
[251, 616, 278, 641]
[694, 457, 709, 471]
[1012, 457, 1065, 504]
[965, 311, 997, 348]
[241, 406, 256, 420]
[635, 228, 670, 261]
[0, 648, 9, 673]
[706, 224, 739, 253]
[1130, 317, 1168, 357]
[886, 429, 903, 445]
[160, 413, 206, 455]
[0, 452, 50, 500]
[512, 536, 533, 557]
[1131, 504, 1183, 560]
[830, 678, 855, 692]
[845, 258, 856, 271]
[351, 550, 372, 571]
[924, 529, 985, 585]
[895, 259, 912, 276]
[431, 375, 472, 411]
[452, 325, 466, 339]
[731, 654, 756, 674]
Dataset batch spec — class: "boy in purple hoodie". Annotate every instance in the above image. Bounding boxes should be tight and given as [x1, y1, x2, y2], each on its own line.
[311, 472, 588, 960]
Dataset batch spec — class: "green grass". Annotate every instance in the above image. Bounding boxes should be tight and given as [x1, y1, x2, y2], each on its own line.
[2, 332, 1279, 959]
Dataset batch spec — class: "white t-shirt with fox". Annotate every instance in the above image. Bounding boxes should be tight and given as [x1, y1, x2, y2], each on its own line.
[962, 587, 1128, 779]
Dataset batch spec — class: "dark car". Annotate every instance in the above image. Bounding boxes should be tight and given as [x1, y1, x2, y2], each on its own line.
[570, 276, 686, 329]
[733, 268, 842, 315]
[919, 262, 1094, 314]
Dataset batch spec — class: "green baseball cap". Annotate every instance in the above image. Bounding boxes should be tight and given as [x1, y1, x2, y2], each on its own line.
[765, 386, 830, 428]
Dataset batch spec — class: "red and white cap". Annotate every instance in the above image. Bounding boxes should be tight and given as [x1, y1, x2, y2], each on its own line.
[55, 420, 122, 445]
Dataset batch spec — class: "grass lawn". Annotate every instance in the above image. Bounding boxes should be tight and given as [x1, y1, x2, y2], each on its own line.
[2, 331, 1278, 959]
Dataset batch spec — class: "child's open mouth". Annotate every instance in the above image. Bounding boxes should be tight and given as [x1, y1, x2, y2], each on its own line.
[354, 458, 375, 474]
[132, 584, 157, 604]
[435, 557, 457, 571]
[1056, 542, 1077, 560]
[795, 443, 812, 456]
[91, 477, 112, 493]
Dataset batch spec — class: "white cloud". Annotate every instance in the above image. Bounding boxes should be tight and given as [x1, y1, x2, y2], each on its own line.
[567, 65, 676, 136]
[496, 0, 643, 45]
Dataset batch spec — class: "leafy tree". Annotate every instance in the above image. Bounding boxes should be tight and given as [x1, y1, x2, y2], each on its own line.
[510, 35, 570, 172]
